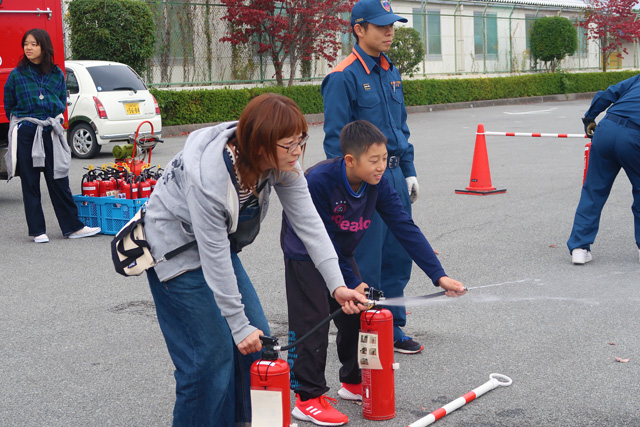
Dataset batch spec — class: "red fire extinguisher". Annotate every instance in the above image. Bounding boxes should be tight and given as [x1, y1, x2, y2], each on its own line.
[250, 336, 292, 427]
[139, 176, 152, 199]
[81, 169, 99, 197]
[360, 307, 397, 421]
[582, 141, 591, 185]
[119, 177, 138, 200]
[98, 179, 109, 197]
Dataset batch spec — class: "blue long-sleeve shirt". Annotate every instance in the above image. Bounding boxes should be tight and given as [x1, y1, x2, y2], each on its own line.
[281, 158, 445, 289]
[321, 44, 416, 178]
[585, 74, 640, 126]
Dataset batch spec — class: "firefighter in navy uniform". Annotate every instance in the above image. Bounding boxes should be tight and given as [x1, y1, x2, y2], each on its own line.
[568, 74, 640, 265]
[321, 0, 423, 353]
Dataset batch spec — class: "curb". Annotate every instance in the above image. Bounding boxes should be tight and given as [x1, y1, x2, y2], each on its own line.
[162, 92, 597, 137]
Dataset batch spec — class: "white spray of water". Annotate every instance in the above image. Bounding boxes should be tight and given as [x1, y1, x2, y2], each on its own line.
[467, 278, 536, 291]
[378, 278, 539, 307]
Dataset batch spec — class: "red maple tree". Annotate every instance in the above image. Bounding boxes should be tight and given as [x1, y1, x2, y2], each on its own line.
[578, 0, 640, 72]
[220, 0, 355, 86]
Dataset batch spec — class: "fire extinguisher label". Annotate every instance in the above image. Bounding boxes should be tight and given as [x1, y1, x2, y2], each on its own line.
[358, 331, 383, 370]
[249, 389, 283, 427]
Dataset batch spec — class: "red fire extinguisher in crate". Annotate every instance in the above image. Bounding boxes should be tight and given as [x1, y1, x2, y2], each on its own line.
[250, 336, 292, 427]
[81, 168, 99, 197]
[360, 305, 397, 420]
[139, 175, 152, 199]
[118, 176, 139, 200]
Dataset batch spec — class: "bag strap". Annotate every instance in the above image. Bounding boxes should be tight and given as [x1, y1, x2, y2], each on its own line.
[136, 144, 268, 266]
[162, 240, 198, 261]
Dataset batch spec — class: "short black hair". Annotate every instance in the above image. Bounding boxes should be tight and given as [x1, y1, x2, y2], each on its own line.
[340, 120, 387, 158]
[352, 22, 369, 43]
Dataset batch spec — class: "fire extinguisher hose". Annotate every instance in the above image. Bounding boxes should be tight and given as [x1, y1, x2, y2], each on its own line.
[273, 306, 344, 352]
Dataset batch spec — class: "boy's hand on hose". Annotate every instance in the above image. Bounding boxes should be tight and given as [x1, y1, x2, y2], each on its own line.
[354, 282, 369, 296]
[237, 329, 263, 355]
[334, 286, 368, 315]
[438, 277, 466, 297]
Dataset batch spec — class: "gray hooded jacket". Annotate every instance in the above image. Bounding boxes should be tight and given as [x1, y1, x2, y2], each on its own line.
[144, 122, 344, 345]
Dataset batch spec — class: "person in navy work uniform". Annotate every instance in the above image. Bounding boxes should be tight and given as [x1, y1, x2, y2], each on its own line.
[568, 74, 640, 265]
[281, 120, 466, 426]
[321, 0, 424, 353]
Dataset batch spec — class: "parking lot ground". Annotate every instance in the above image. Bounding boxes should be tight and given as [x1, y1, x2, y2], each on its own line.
[1, 98, 639, 426]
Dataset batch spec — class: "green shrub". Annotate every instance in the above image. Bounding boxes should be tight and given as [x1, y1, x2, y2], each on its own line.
[153, 71, 638, 126]
[68, 0, 156, 75]
[530, 17, 577, 72]
[388, 27, 425, 77]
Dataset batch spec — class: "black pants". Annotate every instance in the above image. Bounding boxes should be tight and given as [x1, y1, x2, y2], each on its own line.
[17, 125, 83, 236]
[285, 258, 361, 401]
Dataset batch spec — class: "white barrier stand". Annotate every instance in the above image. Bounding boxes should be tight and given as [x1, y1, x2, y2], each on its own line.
[407, 373, 513, 427]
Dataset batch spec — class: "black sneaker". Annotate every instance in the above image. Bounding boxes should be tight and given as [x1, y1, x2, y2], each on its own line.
[394, 336, 424, 354]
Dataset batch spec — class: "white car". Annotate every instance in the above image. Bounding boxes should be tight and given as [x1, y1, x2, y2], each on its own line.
[65, 60, 162, 159]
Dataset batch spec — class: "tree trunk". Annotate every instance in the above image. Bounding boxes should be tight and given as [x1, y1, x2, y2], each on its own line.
[272, 54, 284, 86]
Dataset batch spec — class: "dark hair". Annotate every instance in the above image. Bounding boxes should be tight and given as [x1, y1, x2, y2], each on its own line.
[233, 93, 308, 189]
[19, 28, 55, 74]
[340, 120, 387, 158]
[352, 22, 369, 43]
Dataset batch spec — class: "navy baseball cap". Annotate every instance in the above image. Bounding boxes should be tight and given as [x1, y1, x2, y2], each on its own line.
[351, 0, 408, 26]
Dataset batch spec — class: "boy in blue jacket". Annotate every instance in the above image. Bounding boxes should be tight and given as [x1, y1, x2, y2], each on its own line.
[281, 120, 466, 426]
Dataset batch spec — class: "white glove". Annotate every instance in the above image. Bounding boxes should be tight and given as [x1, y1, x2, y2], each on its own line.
[406, 176, 419, 203]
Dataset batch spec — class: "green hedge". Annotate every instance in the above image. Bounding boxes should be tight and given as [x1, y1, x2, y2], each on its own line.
[151, 71, 639, 126]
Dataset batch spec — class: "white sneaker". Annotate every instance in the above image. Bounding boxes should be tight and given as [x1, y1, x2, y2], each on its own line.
[638, 249, 639, 264]
[571, 248, 592, 265]
[337, 383, 362, 401]
[34, 234, 49, 243]
[68, 226, 101, 239]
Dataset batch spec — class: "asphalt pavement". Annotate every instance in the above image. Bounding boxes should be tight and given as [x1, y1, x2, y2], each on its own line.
[1, 98, 639, 426]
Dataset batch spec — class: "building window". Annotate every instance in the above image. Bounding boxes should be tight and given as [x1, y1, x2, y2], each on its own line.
[412, 8, 441, 57]
[576, 24, 588, 57]
[474, 12, 498, 57]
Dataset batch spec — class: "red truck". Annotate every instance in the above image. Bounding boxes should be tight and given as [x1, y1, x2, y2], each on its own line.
[0, 0, 66, 179]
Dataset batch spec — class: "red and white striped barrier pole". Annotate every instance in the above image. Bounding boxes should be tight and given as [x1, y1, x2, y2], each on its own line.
[407, 373, 513, 427]
[483, 131, 588, 138]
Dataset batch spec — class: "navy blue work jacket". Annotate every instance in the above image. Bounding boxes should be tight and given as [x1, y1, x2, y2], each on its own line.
[585, 73, 640, 126]
[321, 43, 416, 178]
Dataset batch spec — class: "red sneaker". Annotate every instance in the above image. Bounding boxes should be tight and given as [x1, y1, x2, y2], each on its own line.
[292, 394, 349, 426]
[337, 382, 362, 401]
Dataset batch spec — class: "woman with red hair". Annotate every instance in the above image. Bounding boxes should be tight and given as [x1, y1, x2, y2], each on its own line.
[144, 93, 367, 426]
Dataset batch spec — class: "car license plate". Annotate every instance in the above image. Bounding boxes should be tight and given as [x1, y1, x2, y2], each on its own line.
[125, 103, 140, 115]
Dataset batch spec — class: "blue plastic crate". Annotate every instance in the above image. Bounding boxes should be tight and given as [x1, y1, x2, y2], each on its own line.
[99, 197, 149, 235]
[72, 195, 149, 235]
[73, 195, 102, 228]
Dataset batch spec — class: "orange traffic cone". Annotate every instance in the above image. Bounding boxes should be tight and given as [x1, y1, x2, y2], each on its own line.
[455, 124, 506, 195]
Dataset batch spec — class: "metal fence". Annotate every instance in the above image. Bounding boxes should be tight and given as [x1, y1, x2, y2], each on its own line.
[61, 0, 639, 88]
[140, 0, 346, 87]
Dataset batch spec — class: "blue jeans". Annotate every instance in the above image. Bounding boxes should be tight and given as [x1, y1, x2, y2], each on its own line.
[567, 118, 640, 252]
[16, 124, 83, 236]
[354, 165, 413, 342]
[147, 252, 270, 427]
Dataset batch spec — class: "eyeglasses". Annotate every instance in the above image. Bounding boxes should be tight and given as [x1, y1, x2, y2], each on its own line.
[276, 134, 309, 154]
